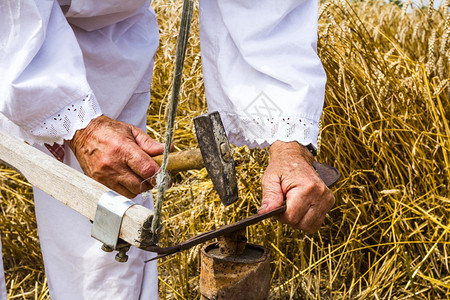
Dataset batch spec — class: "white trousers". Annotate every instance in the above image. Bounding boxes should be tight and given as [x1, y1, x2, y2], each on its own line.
[0, 239, 6, 300]
[33, 189, 158, 300]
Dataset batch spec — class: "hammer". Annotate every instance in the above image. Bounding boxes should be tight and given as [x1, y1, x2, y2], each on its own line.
[151, 111, 239, 206]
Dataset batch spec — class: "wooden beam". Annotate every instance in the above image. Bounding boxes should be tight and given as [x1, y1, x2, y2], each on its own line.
[0, 130, 154, 249]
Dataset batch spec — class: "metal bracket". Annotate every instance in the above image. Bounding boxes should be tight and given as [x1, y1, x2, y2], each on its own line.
[91, 191, 136, 250]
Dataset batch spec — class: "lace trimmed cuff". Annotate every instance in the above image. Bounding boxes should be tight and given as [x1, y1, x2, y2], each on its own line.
[219, 112, 320, 150]
[29, 94, 102, 145]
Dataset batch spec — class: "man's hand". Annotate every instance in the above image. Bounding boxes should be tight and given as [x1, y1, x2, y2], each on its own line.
[66, 115, 165, 198]
[258, 141, 335, 233]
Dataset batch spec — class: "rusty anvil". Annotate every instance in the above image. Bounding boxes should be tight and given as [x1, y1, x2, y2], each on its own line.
[143, 111, 341, 261]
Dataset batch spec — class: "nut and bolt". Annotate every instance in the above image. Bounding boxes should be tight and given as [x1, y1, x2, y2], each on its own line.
[101, 242, 130, 263]
[115, 244, 131, 263]
[115, 248, 129, 263]
[101, 244, 114, 252]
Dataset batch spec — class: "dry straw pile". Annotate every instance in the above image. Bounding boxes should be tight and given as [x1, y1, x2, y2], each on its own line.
[1, 0, 449, 298]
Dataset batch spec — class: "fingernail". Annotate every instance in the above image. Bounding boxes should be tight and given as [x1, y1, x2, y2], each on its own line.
[258, 203, 268, 212]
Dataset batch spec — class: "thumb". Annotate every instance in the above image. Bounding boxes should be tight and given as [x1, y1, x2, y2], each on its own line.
[259, 172, 285, 214]
[131, 126, 165, 156]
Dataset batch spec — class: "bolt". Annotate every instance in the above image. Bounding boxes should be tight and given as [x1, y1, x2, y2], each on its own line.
[101, 244, 114, 252]
[115, 248, 129, 263]
[115, 243, 131, 263]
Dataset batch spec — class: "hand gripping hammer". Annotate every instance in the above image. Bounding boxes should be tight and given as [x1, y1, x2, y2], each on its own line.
[151, 111, 239, 206]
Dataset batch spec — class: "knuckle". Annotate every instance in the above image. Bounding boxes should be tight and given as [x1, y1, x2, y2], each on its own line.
[129, 187, 141, 196]
[141, 163, 158, 178]
[302, 180, 317, 194]
[328, 192, 336, 206]
[304, 177, 329, 197]
[279, 209, 301, 227]
[146, 174, 158, 188]
[89, 167, 109, 182]
[124, 182, 141, 196]
[97, 155, 114, 169]
[139, 181, 152, 192]
[109, 139, 126, 155]
[321, 187, 336, 208]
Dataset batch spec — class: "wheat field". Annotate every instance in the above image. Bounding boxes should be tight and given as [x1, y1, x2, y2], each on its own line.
[0, 0, 449, 299]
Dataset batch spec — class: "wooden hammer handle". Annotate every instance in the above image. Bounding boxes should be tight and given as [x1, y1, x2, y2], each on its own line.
[152, 149, 204, 172]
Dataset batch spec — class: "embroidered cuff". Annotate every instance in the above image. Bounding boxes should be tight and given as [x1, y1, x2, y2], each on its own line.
[219, 112, 320, 150]
[29, 93, 102, 145]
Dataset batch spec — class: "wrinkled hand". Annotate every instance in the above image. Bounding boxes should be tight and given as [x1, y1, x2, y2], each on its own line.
[258, 141, 335, 233]
[66, 115, 165, 198]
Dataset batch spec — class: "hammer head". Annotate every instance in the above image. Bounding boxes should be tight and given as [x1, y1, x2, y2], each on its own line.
[194, 112, 238, 206]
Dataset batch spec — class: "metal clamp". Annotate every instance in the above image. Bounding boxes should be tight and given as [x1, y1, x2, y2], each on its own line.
[91, 191, 136, 250]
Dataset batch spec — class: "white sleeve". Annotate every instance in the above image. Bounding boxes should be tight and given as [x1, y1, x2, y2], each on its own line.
[29, 93, 102, 144]
[199, 0, 326, 149]
[0, 0, 100, 145]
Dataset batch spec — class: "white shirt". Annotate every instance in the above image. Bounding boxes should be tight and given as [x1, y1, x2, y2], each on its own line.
[200, 0, 326, 149]
[0, 0, 325, 149]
